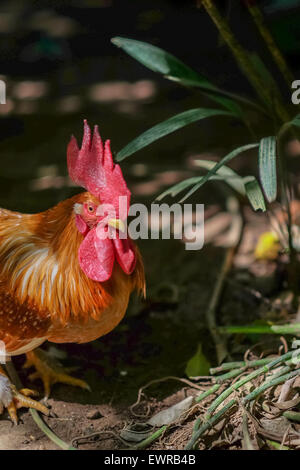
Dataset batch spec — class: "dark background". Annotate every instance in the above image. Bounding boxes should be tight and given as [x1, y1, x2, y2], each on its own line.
[0, 0, 299, 212]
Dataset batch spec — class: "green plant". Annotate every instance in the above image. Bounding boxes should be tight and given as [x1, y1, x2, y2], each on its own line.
[108, 8, 300, 448]
[111, 5, 300, 298]
[112, 34, 298, 210]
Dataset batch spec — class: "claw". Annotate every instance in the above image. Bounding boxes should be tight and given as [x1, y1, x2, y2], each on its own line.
[0, 367, 49, 424]
[25, 349, 90, 399]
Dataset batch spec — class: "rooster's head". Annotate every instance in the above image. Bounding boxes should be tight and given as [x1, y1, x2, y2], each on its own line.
[67, 120, 136, 282]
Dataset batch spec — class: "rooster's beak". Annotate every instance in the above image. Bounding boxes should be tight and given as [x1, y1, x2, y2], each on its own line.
[108, 218, 125, 233]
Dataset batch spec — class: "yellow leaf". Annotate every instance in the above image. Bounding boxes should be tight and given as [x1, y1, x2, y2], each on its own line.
[254, 232, 280, 260]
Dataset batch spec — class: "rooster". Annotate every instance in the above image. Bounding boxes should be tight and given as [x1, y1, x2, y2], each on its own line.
[0, 120, 145, 423]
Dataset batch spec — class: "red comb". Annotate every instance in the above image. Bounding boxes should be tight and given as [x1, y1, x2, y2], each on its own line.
[67, 120, 131, 216]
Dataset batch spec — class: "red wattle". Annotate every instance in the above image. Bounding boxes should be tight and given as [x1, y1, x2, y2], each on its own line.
[75, 215, 88, 235]
[113, 235, 136, 275]
[78, 228, 114, 282]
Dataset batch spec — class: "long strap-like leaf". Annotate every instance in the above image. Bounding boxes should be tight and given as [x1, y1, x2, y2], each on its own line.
[179, 143, 258, 202]
[258, 136, 277, 203]
[116, 108, 233, 161]
[111, 37, 265, 116]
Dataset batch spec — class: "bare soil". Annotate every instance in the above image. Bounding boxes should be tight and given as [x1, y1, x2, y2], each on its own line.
[0, 210, 294, 450]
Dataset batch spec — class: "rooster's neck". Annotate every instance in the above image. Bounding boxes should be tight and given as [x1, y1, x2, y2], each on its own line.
[0, 193, 114, 324]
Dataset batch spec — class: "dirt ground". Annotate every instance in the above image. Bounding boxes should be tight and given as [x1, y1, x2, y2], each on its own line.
[0, 1, 299, 450]
[0, 205, 295, 450]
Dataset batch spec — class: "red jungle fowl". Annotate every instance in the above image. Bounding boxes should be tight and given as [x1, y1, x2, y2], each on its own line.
[0, 120, 145, 422]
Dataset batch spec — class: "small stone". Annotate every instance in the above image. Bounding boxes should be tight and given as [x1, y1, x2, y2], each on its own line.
[86, 409, 102, 420]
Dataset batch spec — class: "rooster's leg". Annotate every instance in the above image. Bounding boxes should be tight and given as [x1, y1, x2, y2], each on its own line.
[25, 348, 90, 399]
[0, 365, 49, 424]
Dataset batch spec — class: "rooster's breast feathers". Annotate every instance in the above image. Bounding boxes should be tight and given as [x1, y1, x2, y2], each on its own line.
[0, 192, 144, 350]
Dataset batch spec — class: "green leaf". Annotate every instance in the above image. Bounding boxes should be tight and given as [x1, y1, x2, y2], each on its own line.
[281, 113, 300, 135]
[194, 160, 246, 195]
[156, 176, 202, 201]
[244, 176, 266, 212]
[167, 75, 243, 116]
[179, 143, 259, 202]
[157, 168, 265, 212]
[195, 161, 266, 212]
[248, 53, 281, 109]
[156, 174, 243, 201]
[112, 37, 265, 117]
[116, 108, 233, 161]
[157, 145, 258, 202]
[290, 113, 300, 127]
[258, 136, 277, 202]
[277, 114, 300, 150]
[202, 92, 243, 117]
[185, 344, 211, 378]
[220, 322, 300, 335]
[111, 37, 219, 92]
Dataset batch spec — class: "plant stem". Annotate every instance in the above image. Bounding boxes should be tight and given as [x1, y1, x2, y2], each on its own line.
[185, 399, 236, 449]
[266, 439, 290, 450]
[5, 359, 76, 450]
[195, 383, 221, 403]
[277, 122, 300, 308]
[188, 350, 300, 449]
[199, 0, 290, 123]
[30, 409, 77, 450]
[206, 246, 235, 364]
[134, 425, 167, 450]
[243, 368, 300, 404]
[214, 367, 245, 383]
[219, 323, 300, 335]
[283, 411, 300, 423]
[210, 357, 274, 374]
[245, 1, 294, 86]
[195, 366, 247, 404]
[206, 349, 300, 417]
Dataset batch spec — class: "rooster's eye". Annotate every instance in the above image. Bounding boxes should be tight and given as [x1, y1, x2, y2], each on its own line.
[88, 205, 94, 213]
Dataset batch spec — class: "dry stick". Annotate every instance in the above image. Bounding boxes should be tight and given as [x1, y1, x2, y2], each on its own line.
[277, 123, 300, 309]
[199, 0, 290, 123]
[132, 372, 239, 450]
[242, 412, 255, 450]
[244, 0, 294, 86]
[205, 195, 243, 364]
[130, 376, 204, 416]
[206, 246, 236, 364]
[71, 430, 131, 449]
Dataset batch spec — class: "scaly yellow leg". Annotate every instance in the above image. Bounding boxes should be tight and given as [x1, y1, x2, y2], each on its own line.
[0, 365, 49, 424]
[25, 348, 90, 399]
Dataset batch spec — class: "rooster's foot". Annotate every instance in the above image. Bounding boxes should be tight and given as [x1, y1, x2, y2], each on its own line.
[25, 348, 90, 399]
[0, 365, 49, 424]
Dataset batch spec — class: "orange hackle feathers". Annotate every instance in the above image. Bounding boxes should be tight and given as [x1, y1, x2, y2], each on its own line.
[0, 192, 144, 352]
[0, 121, 145, 356]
